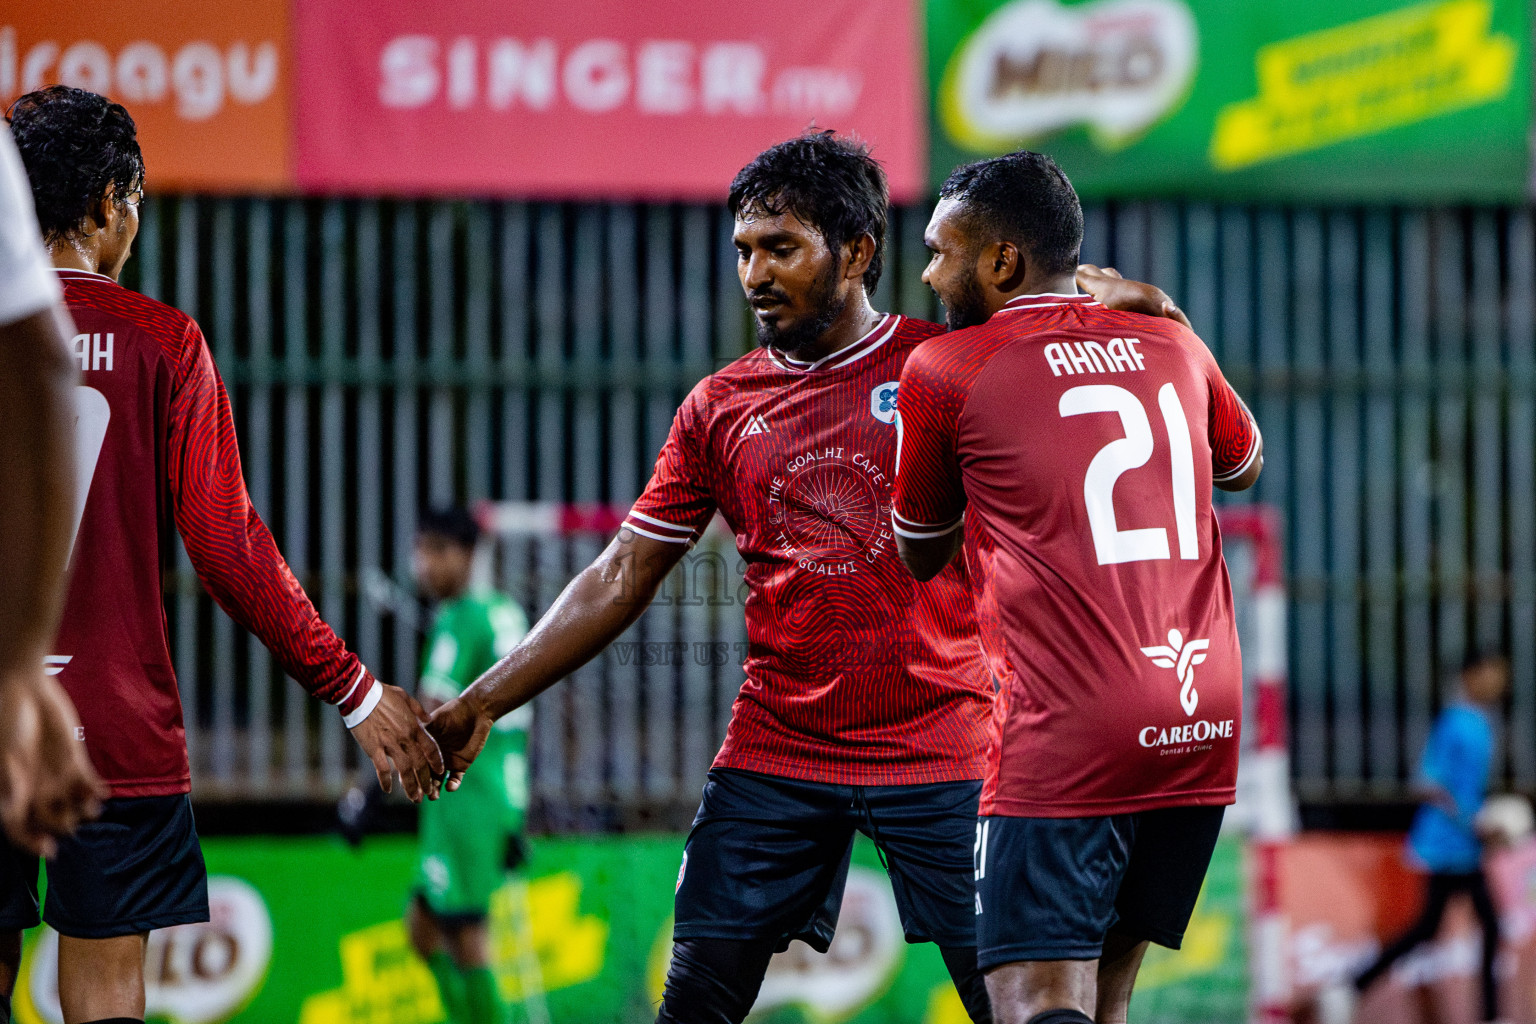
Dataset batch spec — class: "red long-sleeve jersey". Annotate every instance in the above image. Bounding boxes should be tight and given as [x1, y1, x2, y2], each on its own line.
[51, 268, 379, 797]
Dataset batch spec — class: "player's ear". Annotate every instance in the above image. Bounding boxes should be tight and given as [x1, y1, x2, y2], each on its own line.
[90, 183, 118, 237]
[992, 241, 1026, 292]
[844, 232, 877, 283]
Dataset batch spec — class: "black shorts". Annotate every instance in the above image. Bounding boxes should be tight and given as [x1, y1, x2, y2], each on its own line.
[975, 805, 1224, 968]
[0, 794, 209, 939]
[673, 768, 981, 952]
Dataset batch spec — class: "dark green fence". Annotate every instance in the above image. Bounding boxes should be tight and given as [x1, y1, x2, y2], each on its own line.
[125, 197, 1536, 810]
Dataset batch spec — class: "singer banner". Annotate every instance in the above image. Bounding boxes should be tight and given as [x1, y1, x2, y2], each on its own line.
[292, 0, 924, 200]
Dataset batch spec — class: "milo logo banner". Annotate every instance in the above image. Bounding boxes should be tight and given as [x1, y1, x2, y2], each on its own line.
[929, 0, 1530, 201]
[12, 834, 1243, 1023]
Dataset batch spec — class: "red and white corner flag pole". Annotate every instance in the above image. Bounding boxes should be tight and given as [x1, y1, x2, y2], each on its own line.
[1219, 506, 1293, 1024]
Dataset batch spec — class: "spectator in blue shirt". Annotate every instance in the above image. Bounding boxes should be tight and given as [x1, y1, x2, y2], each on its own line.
[1352, 651, 1508, 1023]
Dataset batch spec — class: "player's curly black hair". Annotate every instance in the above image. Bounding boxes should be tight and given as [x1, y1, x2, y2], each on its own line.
[728, 130, 888, 294]
[6, 85, 144, 243]
[939, 151, 1082, 276]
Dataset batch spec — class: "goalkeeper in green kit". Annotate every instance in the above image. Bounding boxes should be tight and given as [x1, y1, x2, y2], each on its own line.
[406, 507, 531, 1024]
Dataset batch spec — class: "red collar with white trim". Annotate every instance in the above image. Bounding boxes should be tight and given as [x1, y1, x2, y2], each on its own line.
[767, 313, 900, 373]
[54, 267, 119, 285]
[998, 292, 1100, 313]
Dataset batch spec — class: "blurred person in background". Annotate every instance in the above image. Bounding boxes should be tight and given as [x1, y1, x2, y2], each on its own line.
[427, 132, 1191, 1024]
[406, 507, 530, 1024]
[0, 86, 444, 1024]
[0, 119, 106, 1023]
[1323, 652, 1510, 1024]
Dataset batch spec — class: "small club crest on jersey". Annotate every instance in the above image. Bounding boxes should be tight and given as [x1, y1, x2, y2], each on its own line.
[740, 413, 771, 438]
[1140, 628, 1209, 716]
[871, 382, 899, 424]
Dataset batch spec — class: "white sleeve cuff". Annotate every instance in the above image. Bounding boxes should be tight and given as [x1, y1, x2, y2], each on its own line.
[891, 509, 965, 539]
[342, 679, 384, 728]
[1213, 421, 1264, 483]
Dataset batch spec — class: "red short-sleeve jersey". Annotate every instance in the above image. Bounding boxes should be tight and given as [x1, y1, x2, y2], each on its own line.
[625, 314, 992, 785]
[893, 293, 1260, 817]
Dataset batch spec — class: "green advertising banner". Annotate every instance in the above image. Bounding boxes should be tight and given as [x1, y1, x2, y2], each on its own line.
[10, 833, 1246, 1024]
[929, 0, 1531, 201]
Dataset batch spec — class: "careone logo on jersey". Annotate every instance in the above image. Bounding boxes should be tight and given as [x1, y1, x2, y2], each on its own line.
[21, 877, 273, 1024]
[1138, 628, 1234, 751]
[937, 0, 1197, 153]
[1140, 627, 1207, 715]
[870, 381, 899, 424]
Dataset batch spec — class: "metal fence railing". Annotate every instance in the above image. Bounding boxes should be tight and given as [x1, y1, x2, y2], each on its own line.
[122, 196, 1536, 811]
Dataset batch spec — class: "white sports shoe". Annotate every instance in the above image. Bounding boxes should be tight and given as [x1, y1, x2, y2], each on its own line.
[1315, 982, 1358, 1024]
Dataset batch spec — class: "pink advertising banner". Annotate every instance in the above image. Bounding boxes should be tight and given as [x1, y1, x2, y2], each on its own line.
[292, 0, 924, 200]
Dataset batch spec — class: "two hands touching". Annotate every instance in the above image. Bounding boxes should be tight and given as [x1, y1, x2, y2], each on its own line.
[349, 682, 452, 802]
[417, 265, 1200, 792]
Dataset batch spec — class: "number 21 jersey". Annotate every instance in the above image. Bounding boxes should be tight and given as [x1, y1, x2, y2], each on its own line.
[893, 294, 1260, 817]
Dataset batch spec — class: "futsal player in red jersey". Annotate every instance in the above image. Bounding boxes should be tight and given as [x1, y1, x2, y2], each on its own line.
[0, 87, 444, 1024]
[430, 132, 996, 1023]
[429, 134, 1186, 1024]
[892, 152, 1262, 1024]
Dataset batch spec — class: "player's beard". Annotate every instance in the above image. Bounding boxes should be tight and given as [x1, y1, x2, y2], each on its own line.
[941, 266, 991, 331]
[754, 260, 847, 358]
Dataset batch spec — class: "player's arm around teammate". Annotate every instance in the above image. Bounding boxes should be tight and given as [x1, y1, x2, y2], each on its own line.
[1066, 264, 1263, 494]
[894, 153, 1261, 1024]
[0, 125, 105, 858]
[895, 260, 1255, 581]
[895, 257, 1260, 586]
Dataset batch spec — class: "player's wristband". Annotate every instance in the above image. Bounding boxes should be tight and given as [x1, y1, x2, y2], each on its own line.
[342, 679, 384, 728]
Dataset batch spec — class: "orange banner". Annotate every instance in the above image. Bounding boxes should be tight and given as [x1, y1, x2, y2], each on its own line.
[1283, 833, 1536, 1024]
[1, 0, 291, 192]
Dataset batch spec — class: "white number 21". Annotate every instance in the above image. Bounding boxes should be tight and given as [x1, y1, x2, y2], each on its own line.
[1058, 383, 1196, 566]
